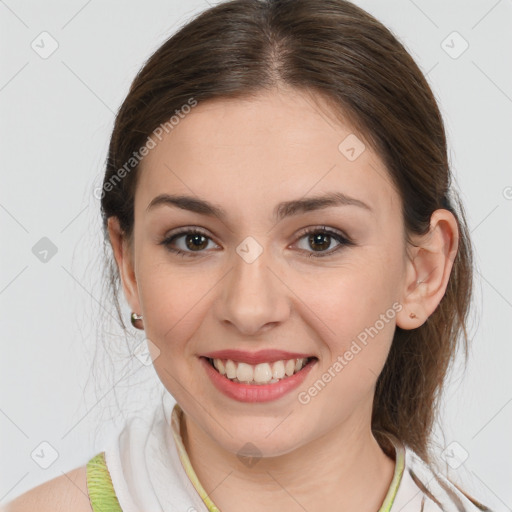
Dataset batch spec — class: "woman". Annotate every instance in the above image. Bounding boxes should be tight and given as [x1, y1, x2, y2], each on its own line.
[4, 0, 492, 510]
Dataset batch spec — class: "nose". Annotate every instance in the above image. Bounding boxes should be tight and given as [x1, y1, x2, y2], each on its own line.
[216, 243, 291, 336]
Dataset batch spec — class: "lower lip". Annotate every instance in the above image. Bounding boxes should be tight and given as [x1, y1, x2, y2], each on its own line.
[200, 357, 317, 403]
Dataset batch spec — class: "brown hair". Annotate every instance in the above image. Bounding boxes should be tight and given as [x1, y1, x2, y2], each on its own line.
[99, 0, 474, 470]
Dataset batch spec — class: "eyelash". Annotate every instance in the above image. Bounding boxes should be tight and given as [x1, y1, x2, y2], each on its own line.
[159, 226, 354, 259]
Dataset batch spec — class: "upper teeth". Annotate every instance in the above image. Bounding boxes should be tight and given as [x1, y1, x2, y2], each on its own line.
[212, 358, 309, 384]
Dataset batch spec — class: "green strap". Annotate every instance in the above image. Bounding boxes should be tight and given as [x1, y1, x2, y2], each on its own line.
[378, 440, 406, 512]
[86, 452, 123, 512]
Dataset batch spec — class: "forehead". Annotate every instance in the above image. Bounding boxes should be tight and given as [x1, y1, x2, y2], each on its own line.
[135, 88, 399, 223]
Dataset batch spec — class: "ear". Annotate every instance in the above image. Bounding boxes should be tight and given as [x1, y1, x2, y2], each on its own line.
[396, 209, 459, 330]
[107, 216, 141, 315]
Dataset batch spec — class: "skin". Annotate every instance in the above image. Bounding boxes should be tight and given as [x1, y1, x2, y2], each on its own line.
[100, 86, 458, 512]
[2, 466, 91, 512]
[3, 86, 458, 512]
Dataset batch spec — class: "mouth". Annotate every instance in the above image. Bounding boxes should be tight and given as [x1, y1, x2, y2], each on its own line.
[202, 356, 318, 386]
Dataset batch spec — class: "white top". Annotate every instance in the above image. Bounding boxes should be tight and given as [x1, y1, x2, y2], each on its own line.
[99, 389, 489, 512]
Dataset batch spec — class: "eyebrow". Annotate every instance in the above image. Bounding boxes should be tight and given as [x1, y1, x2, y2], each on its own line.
[146, 191, 373, 222]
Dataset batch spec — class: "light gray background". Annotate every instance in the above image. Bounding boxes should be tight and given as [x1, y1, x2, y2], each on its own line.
[1, 0, 511, 509]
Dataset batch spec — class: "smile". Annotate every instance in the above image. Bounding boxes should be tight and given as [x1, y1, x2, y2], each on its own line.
[199, 351, 318, 403]
[207, 357, 315, 385]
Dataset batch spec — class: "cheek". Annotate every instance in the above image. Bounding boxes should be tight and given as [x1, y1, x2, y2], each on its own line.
[137, 269, 209, 401]
[295, 277, 398, 417]
[294, 251, 401, 375]
[135, 259, 210, 357]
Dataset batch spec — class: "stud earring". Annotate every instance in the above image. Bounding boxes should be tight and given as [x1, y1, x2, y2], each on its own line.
[130, 312, 144, 329]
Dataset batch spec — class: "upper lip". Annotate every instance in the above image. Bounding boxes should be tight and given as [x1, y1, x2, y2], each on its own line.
[201, 349, 315, 365]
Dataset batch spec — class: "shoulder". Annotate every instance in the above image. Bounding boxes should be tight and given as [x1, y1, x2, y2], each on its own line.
[1, 464, 93, 512]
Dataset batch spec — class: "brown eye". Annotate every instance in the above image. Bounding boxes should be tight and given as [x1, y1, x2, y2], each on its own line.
[183, 233, 209, 251]
[307, 232, 333, 252]
[294, 226, 354, 258]
[160, 228, 217, 257]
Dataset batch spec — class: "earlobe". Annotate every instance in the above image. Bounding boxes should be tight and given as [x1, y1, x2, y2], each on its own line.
[396, 209, 459, 330]
[107, 216, 141, 315]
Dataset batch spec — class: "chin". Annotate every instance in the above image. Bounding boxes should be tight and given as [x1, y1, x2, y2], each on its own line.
[209, 416, 309, 459]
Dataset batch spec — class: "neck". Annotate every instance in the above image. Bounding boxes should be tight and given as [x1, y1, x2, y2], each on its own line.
[180, 404, 396, 512]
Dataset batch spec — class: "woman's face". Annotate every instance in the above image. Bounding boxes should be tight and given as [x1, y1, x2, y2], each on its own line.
[119, 87, 413, 457]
